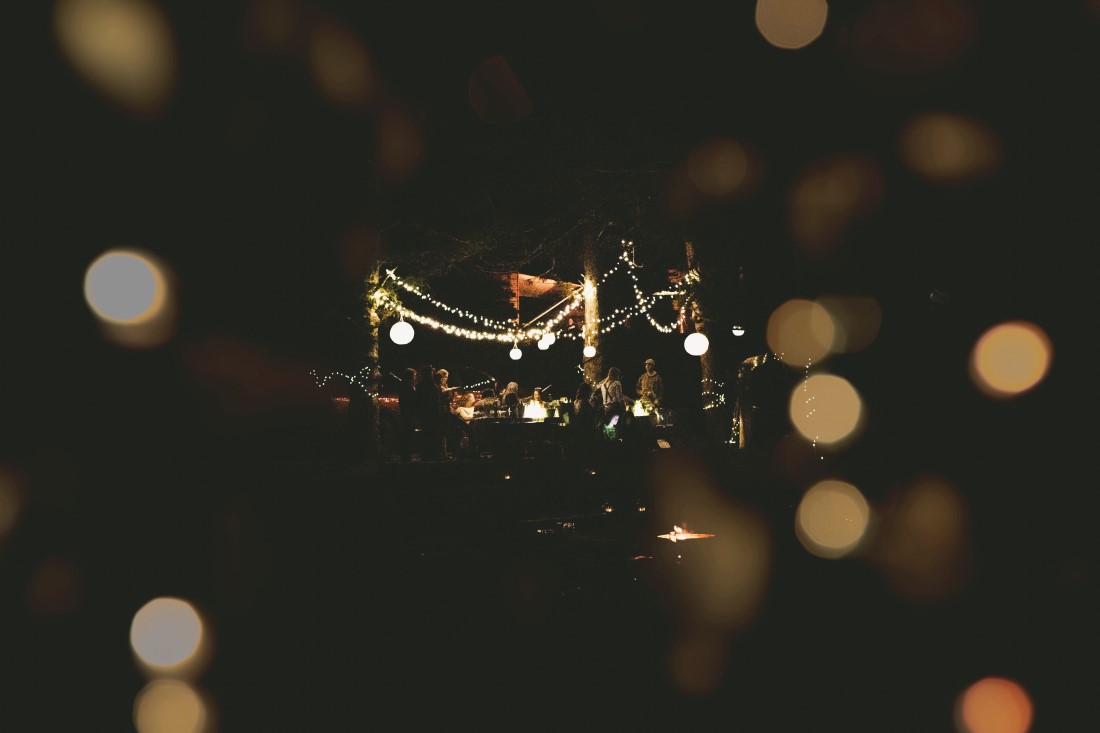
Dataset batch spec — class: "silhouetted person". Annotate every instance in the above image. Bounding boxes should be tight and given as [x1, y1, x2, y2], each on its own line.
[416, 365, 444, 461]
[635, 358, 664, 411]
[473, 388, 499, 416]
[593, 367, 629, 422]
[501, 381, 520, 418]
[397, 367, 419, 462]
[570, 382, 601, 463]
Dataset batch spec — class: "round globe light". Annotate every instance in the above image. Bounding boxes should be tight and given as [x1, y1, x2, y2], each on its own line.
[542, 332, 556, 346]
[684, 332, 709, 356]
[537, 337, 550, 350]
[583, 344, 596, 358]
[509, 346, 522, 360]
[389, 320, 414, 345]
[731, 325, 745, 337]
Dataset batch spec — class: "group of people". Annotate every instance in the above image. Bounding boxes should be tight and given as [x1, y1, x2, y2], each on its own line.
[395, 365, 464, 462]
[394, 357, 665, 462]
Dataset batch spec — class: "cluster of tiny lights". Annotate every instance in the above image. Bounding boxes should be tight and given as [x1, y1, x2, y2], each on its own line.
[374, 250, 693, 352]
[464, 378, 493, 391]
[801, 359, 823, 458]
[701, 378, 727, 410]
[310, 367, 375, 390]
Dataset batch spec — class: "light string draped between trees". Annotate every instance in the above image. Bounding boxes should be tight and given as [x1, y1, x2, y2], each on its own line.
[367, 250, 697, 354]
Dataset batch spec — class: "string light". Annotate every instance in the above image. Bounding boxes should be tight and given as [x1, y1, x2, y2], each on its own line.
[384, 269, 519, 331]
[371, 247, 692, 346]
[701, 377, 726, 410]
[800, 358, 823, 459]
[309, 367, 379, 396]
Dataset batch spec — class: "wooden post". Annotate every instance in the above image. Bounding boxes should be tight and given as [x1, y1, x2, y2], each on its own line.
[582, 232, 603, 384]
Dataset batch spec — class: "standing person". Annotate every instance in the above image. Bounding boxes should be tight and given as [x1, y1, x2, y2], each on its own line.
[435, 368, 457, 458]
[501, 381, 520, 417]
[416, 365, 444, 461]
[592, 367, 629, 421]
[570, 381, 601, 463]
[636, 358, 664, 412]
[397, 367, 419, 462]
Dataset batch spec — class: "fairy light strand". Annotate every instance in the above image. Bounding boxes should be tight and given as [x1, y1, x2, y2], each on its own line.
[372, 249, 692, 345]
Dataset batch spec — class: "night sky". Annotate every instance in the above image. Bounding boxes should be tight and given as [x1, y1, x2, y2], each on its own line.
[6, 1, 1100, 731]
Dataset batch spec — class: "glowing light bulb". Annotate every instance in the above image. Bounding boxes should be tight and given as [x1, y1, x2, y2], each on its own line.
[510, 345, 522, 360]
[684, 332, 709, 356]
[537, 337, 550, 350]
[583, 344, 596, 358]
[542, 332, 556, 346]
[732, 325, 745, 336]
[389, 320, 414, 345]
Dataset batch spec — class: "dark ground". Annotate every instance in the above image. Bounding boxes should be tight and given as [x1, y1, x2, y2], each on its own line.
[9, 389, 1095, 731]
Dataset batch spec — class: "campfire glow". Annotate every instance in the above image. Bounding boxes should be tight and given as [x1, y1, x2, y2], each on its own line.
[658, 525, 715, 542]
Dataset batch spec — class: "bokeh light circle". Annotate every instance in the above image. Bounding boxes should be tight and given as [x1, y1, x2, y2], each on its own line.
[901, 112, 1001, 184]
[969, 321, 1051, 398]
[796, 479, 870, 558]
[130, 597, 203, 670]
[755, 0, 828, 50]
[789, 373, 863, 445]
[766, 299, 836, 366]
[54, 0, 177, 116]
[133, 679, 208, 733]
[84, 250, 165, 323]
[583, 345, 597, 358]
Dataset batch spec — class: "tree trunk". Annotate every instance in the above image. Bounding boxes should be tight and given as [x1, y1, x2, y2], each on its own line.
[582, 232, 603, 384]
[363, 264, 382, 463]
[686, 241, 728, 443]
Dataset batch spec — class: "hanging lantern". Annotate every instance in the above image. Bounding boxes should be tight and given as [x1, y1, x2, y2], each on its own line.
[684, 332, 709, 356]
[542, 332, 556, 346]
[537, 337, 550, 350]
[510, 344, 523, 360]
[389, 320, 414, 345]
[731, 325, 745, 337]
[583, 344, 597, 358]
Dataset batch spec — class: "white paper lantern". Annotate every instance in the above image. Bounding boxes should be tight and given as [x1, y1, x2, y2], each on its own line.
[537, 337, 550, 350]
[684, 332, 709, 356]
[509, 346, 523, 360]
[583, 344, 596, 358]
[542, 332, 556, 346]
[389, 320, 414, 345]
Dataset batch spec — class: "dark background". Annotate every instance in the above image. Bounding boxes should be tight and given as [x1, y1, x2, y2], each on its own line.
[5, 1, 1098, 730]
